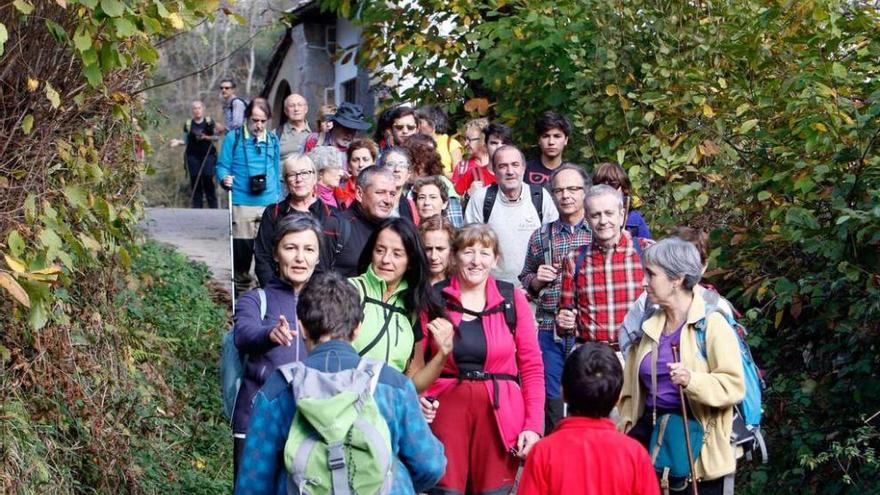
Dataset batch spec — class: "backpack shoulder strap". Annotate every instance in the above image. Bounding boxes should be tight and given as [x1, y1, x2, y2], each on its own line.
[494, 280, 518, 335]
[357, 358, 385, 395]
[257, 288, 267, 320]
[529, 183, 544, 223]
[540, 223, 553, 266]
[483, 184, 499, 222]
[572, 244, 590, 289]
[184, 118, 193, 134]
[335, 214, 352, 255]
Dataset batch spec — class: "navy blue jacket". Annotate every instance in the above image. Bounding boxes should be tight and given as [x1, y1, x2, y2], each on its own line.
[232, 277, 307, 433]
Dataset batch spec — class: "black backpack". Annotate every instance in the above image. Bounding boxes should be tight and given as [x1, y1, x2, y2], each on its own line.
[482, 183, 545, 224]
[434, 279, 518, 335]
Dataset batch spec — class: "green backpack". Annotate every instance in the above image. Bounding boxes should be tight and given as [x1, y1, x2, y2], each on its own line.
[279, 358, 394, 495]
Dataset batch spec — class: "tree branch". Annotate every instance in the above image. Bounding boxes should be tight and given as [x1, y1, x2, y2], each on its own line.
[134, 28, 264, 95]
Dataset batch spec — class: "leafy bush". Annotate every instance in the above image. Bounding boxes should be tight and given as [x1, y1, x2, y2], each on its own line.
[1, 242, 231, 493]
[328, 0, 880, 491]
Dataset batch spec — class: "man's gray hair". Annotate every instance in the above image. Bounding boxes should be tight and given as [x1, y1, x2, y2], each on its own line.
[642, 237, 703, 291]
[550, 163, 592, 189]
[309, 146, 344, 174]
[356, 165, 395, 190]
[584, 184, 624, 210]
[490, 144, 526, 170]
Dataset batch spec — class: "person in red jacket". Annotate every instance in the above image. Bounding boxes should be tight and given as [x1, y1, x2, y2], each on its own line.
[415, 223, 545, 495]
[518, 342, 659, 495]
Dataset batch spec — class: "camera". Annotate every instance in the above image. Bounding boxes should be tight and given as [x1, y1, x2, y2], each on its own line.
[249, 174, 267, 194]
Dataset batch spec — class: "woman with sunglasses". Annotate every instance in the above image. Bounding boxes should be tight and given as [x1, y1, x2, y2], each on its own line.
[217, 97, 282, 295]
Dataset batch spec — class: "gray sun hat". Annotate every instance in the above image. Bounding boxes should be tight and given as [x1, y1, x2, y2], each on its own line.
[330, 102, 371, 130]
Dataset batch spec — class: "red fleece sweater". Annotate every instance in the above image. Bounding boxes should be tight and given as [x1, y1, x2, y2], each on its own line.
[518, 416, 659, 495]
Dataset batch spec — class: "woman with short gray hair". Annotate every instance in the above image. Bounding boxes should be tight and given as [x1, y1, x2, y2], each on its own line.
[618, 237, 745, 493]
[309, 145, 346, 208]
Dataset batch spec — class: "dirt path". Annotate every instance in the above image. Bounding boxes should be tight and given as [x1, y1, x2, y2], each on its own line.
[141, 207, 232, 293]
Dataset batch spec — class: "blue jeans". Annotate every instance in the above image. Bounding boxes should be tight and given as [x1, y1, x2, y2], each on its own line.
[538, 330, 565, 399]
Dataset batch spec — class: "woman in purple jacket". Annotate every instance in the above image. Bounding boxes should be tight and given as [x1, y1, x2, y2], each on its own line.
[231, 213, 321, 480]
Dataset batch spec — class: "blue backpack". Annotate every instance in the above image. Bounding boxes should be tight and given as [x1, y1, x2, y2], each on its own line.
[220, 289, 266, 421]
[694, 290, 768, 464]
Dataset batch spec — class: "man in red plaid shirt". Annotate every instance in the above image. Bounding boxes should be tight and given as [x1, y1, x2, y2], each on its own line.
[557, 184, 652, 346]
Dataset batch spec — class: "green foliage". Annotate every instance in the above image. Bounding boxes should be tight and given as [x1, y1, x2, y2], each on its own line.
[329, 0, 880, 491]
[0, 0, 220, 327]
[117, 242, 230, 493]
[0, 242, 230, 493]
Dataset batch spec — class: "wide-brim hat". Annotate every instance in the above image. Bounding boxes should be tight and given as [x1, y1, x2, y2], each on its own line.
[330, 102, 371, 130]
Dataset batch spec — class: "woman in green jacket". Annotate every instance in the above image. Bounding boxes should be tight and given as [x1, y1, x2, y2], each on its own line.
[350, 218, 448, 374]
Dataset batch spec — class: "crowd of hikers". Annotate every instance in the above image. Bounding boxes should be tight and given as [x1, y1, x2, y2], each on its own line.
[201, 79, 765, 495]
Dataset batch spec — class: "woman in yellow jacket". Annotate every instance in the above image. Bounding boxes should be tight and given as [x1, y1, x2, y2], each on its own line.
[619, 237, 745, 494]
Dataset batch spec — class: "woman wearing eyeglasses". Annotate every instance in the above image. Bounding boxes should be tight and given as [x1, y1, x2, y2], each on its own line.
[253, 154, 345, 287]
[217, 98, 283, 295]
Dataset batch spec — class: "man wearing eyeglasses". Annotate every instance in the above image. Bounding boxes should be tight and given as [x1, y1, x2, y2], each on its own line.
[217, 78, 247, 135]
[519, 164, 593, 433]
[253, 154, 348, 287]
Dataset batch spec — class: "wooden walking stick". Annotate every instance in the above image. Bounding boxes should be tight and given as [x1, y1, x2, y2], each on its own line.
[671, 344, 699, 495]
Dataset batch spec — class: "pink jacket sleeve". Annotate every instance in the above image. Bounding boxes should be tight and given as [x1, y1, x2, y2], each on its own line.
[513, 287, 546, 435]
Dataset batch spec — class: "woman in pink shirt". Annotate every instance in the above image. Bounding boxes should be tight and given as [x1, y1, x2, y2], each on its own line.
[415, 224, 545, 495]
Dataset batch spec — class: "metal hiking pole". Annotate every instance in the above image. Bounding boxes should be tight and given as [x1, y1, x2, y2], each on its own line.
[228, 188, 236, 315]
[671, 344, 699, 495]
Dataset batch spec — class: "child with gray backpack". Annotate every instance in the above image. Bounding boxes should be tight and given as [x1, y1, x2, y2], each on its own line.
[234, 272, 446, 495]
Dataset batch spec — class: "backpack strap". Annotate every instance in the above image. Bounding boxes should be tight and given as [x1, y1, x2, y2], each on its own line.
[327, 441, 352, 495]
[495, 280, 518, 335]
[540, 223, 553, 267]
[335, 214, 352, 255]
[438, 280, 517, 336]
[568, 245, 591, 336]
[356, 279, 408, 357]
[529, 183, 544, 223]
[257, 288, 267, 320]
[184, 118, 193, 135]
[482, 184, 499, 222]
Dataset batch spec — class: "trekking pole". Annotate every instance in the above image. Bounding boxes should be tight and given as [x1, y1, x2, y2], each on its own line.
[228, 188, 236, 315]
[671, 344, 699, 495]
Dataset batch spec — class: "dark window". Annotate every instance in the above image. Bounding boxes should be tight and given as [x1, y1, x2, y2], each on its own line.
[342, 78, 357, 103]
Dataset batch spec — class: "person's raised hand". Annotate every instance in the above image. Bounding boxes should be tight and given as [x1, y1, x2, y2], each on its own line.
[268, 314, 297, 347]
[535, 263, 559, 285]
[427, 318, 454, 356]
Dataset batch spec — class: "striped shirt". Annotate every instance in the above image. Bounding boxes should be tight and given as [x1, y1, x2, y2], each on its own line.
[519, 220, 592, 333]
[558, 231, 652, 342]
